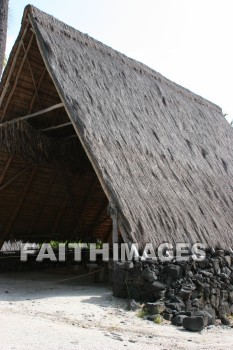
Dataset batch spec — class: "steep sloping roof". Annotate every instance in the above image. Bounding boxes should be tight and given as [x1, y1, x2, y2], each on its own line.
[1, 5, 233, 248]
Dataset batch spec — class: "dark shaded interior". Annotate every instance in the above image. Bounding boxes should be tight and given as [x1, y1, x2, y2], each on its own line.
[0, 20, 112, 247]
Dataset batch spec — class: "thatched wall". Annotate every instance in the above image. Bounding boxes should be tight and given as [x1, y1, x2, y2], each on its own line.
[1, 5, 233, 248]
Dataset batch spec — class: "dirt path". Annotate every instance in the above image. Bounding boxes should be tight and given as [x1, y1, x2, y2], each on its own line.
[0, 270, 232, 349]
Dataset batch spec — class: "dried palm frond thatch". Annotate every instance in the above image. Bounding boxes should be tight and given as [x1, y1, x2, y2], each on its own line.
[0, 119, 90, 173]
[0, 5, 233, 248]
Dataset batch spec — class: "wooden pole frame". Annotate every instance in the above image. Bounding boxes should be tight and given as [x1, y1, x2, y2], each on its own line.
[40, 121, 72, 132]
[0, 167, 30, 191]
[0, 103, 64, 127]
[1, 31, 35, 122]
[0, 155, 12, 185]
[0, 23, 30, 107]
[22, 41, 42, 107]
[109, 203, 118, 244]
[28, 67, 47, 113]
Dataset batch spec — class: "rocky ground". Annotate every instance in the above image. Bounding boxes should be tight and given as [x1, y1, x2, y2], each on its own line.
[0, 269, 232, 350]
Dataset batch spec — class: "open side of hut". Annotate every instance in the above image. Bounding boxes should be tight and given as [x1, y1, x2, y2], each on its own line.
[0, 5, 233, 250]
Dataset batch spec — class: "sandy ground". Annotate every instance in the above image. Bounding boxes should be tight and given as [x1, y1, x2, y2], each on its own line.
[0, 268, 232, 350]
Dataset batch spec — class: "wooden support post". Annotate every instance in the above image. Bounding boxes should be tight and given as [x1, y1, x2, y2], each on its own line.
[0, 167, 30, 191]
[0, 155, 12, 185]
[66, 135, 78, 139]
[0, 23, 30, 108]
[22, 42, 42, 107]
[1, 32, 35, 122]
[0, 103, 64, 127]
[118, 218, 131, 244]
[109, 202, 118, 244]
[28, 67, 46, 113]
[0, 167, 37, 249]
[40, 121, 72, 132]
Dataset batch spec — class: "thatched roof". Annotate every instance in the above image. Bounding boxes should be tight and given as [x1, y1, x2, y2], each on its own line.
[0, 5, 233, 248]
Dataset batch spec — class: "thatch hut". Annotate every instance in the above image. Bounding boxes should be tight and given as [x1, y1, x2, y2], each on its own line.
[0, 5, 232, 250]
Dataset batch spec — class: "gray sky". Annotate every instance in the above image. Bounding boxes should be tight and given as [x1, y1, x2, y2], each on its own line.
[6, 0, 233, 123]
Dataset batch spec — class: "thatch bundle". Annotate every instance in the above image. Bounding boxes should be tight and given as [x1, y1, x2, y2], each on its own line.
[0, 119, 89, 173]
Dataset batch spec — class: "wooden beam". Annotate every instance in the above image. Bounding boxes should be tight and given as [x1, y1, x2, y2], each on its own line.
[28, 67, 46, 114]
[40, 121, 72, 132]
[1, 32, 35, 122]
[22, 42, 42, 107]
[0, 167, 37, 248]
[66, 134, 78, 139]
[0, 103, 64, 127]
[0, 167, 30, 191]
[0, 155, 12, 185]
[109, 204, 118, 243]
[0, 23, 30, 108]
[118, 218, 131, 244]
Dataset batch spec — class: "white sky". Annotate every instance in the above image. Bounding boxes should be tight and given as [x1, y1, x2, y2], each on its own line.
[6, 0, 233, 123]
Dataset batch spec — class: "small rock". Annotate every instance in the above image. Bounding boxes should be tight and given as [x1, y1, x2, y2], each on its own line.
[165, 302, 185, 312]
[141, 267, 157, 283]
[194, 311, 215, 327]
[212, 250, 225, 258]
[179, 287, 192, 301]
[164, 265, 183, 279]
[200, 270, 213, 278]
[218, 302, 230, 319]
[127, 299, 141, 311]
[151, 281, 167, 291]
[175, 311, 192, 317]
[172, 315, 187, 327]
[164, 307, 173, 314]
[183, 316, 205, 332]
[222, 267, 231, 276]
[192, 298, 199, 308]
[144, 301, 165, 315]
[163, 313, 173, 321]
